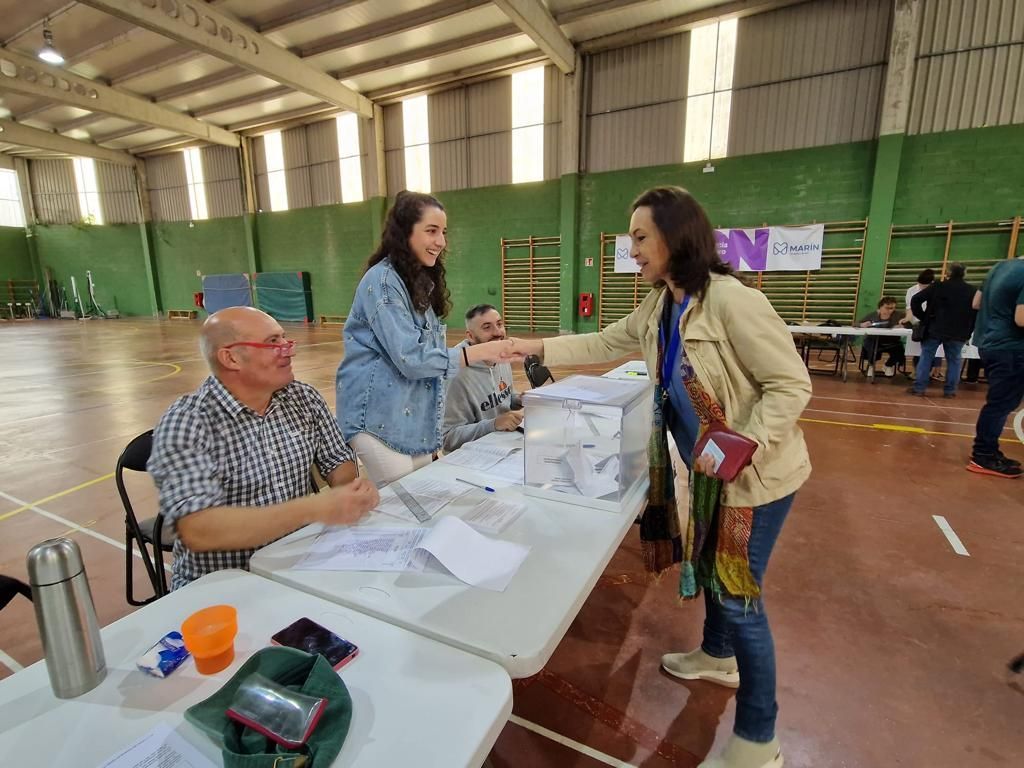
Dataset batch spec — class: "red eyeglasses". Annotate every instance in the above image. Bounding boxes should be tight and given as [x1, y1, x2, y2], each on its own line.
[223, 339, 296, 358]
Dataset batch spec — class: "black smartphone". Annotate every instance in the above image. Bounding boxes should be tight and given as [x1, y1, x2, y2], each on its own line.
[271, 617, 359, 671]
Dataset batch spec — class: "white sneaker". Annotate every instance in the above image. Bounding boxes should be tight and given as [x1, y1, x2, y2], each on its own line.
[661, 648, 740, 688]
[698, 735, 784, 768]
[883, 364, 895, 377]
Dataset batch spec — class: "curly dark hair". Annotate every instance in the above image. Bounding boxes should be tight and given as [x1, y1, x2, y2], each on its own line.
[366, 190, 451, 317]
[631, 186, 735, 299]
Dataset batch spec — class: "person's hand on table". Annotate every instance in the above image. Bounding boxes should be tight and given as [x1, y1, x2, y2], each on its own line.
[314, 478, 379, 526]
[495, 410, 524, 431]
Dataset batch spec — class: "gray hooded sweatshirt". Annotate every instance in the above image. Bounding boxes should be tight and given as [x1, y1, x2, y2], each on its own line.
[442, 339, 520, 452]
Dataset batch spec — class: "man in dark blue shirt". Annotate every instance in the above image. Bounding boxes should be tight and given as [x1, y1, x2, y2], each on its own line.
[967, 257, 1024, 478]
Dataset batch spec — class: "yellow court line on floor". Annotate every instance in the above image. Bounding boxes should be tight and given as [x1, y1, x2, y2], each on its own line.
[800, 416, 1017, 443]
[82, 362, 182, 394]
[0, 472, 114, 523]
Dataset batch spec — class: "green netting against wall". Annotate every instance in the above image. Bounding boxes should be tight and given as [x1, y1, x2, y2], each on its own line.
[254, 271, 313, 322]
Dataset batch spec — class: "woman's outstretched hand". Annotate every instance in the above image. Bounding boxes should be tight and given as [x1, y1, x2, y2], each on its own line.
[507, 337, 544, 359]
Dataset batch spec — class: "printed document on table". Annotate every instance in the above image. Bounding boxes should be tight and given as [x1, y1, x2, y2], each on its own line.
[291, 518, 529, 592]
[96, 722, 215, 768]
[460, 497, 526, 534]
[487, 452, 525, 485]
[293, 527, 428, 571]
[440, 442, 521, 470]
[374, 476, 472, 523]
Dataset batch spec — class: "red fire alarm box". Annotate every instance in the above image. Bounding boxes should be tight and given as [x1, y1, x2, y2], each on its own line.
[578, 292, 594, 317]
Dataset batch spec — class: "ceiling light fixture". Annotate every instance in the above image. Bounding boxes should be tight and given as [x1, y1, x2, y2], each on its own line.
[38, 20, 64, 66]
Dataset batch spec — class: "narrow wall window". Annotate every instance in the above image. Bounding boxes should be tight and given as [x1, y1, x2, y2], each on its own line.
[71, 157, 103, 224]
[511, 66, 545, 184]
[336, 112, 364, 203]
[402, 95, 431, 193]
[264, 130, 289, 211]
[684, 18, 737, 163]
[0, 169, 25, 227]
[182, 147, 208, 221]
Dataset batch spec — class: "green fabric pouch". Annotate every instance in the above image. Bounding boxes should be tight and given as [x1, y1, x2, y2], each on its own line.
[185, 646, 352, 768]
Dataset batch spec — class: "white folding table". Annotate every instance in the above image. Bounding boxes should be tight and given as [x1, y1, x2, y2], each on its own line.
[0, 570, 511, 767]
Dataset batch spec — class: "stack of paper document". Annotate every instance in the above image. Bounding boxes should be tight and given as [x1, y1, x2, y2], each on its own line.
[293, 517, 530, 592]
[439, 441, 520, 470]
[460, 496, 526, 534]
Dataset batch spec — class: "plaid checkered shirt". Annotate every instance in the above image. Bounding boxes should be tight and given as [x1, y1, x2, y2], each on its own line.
[148, 375, 354, 589]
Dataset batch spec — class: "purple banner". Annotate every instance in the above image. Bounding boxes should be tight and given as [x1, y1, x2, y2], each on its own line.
[715, 227, 769, 271]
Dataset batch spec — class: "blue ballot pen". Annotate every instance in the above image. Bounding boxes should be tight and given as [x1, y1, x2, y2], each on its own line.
[455, 477, 495, 493]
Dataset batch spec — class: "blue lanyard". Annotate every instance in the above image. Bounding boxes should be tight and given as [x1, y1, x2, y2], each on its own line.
[660, 295, 690, 385]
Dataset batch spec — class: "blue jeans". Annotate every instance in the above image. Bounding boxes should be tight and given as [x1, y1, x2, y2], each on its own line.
[701, 493, 794, 744]
[972, 349, 1024, 458]
[912, 338, 965, 395]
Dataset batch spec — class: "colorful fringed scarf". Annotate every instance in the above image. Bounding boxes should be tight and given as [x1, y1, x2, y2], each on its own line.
[640, 296, 759, 604]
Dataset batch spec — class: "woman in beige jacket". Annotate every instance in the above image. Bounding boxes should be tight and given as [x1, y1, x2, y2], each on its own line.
[512, 187, 811, 768]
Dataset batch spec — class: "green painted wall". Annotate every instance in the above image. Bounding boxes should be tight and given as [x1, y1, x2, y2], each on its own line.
[150, 218, 250, 312]
[34, 224, 155, 316]
[0, 226, 33, 281]
[436, 181, 562, 327]
[576, 141, 877, 332]
[256, 202, 374, 319]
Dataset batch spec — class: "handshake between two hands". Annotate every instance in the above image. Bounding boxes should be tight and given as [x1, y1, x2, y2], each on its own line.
[466, 337, 544, 365]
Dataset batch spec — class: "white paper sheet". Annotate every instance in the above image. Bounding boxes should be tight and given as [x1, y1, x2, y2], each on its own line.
[294, 527, 428, 571]
[486, 453, 525, 485]
[290, 518, 529, 592]
[460, 497, 526, 534]
[96, 723, 215, 768]
[417, 517, 529, 592]
[439, 442, 520, 470]
[374, 477, 471, 523]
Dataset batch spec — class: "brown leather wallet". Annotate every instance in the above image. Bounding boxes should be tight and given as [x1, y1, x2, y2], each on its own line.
[693, 421, 758, 482]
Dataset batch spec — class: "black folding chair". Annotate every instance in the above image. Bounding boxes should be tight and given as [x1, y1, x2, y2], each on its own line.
[0, 574, 31, 611]
[116, 430, 173, 605]
[524, 355, 554, 388]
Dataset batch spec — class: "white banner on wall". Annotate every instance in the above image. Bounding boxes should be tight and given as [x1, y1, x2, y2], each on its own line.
[765, 224, 825, 271]
[613, 234, 639, 273]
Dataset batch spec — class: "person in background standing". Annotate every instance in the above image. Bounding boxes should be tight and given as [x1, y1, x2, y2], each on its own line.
[908, 263, 976, 398]
[967, 255, 1024, 478]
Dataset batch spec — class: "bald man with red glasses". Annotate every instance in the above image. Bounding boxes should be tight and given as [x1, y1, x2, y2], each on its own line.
[149, 306, 378, 588]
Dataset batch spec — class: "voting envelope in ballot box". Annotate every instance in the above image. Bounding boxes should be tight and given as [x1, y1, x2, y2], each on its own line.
[522, 375, 653, 512]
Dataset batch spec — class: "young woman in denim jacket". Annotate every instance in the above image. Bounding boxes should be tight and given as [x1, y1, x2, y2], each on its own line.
[336, 191, 517, 484]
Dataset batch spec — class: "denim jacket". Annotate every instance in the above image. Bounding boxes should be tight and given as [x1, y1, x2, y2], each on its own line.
[336, 258, 460, 455]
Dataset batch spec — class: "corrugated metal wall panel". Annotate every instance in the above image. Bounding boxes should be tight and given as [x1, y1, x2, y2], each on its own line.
[252, 135, 268, 176]
[468, 78, 512, 136]
[730, 65, 885, 155]
[545, 64, 564, 124]
[30, 159, 79, 224]
[281, 126, 312, 210]
[734, 0, 891, 89]
[95, 161, 139, 224]
[306, 119, 343, 207]
[919, 0, 1024, 55]
[586, 101, 685, 172]
[589, 34, 688, 114]
[544, 122, 560, 181]
[383, 103, 404, 151]
[469, 133, 512, 188]
[201, 145, 243, 219]
[361, 116, 380, 199]
[910, 0, 1024, 134]
[145, 154, 190, 223]
[430, 88, 468, 143]
[431, 140, 468, 192]
[385, 149, 405, 194]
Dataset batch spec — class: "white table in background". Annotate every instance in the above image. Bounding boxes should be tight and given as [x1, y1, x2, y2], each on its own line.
[251, 431, 644, 678]
[788, 325, 912, 382]
[603, 359, 650, 381]
[905, 338, 980, 360]
[0, 570, 511, 768]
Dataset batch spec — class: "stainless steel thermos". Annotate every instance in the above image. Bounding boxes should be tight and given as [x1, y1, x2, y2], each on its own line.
[26, 537, 106, 698]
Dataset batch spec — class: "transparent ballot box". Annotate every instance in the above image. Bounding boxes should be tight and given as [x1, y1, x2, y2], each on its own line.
[522, 374, 653, 512]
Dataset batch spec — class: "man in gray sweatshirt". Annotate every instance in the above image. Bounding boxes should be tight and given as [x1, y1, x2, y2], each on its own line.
[442, 304, 523, 452]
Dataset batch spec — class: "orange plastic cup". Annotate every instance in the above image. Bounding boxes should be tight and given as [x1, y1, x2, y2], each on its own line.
[181, 604, 238, 674]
